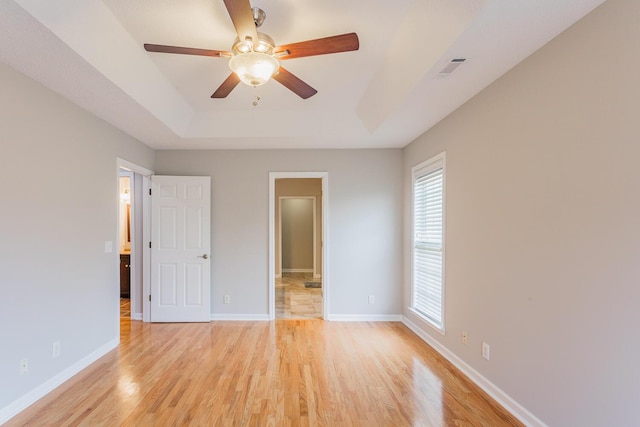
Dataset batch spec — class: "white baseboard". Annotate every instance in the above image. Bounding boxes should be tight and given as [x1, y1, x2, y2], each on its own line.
[132, 312, 143, 321]
[210, 314, 270, 321]
[208, 314, 402, 322]
[327, 314, 403, 322]
[0, 338, 118, 425]
[282, 269, 313, 273]
[402, 316, 547, 427]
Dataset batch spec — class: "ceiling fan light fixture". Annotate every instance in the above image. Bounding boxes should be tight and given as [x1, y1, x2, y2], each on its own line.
[144, 1, 359, 99]
[229, 52, 279, 87]
[232, 33, 275, 54]
[236, 40, 252, 54]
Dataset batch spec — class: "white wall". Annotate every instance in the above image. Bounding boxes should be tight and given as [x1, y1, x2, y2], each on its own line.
[0, 62, 155, 418]
[403, 0, 640, 425]
[155, 149, 403, 318]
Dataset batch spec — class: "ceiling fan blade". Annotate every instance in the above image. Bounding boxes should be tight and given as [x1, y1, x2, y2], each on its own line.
[223, 0, 259, 47]
[211, 73, 241, 98]
[272, 67, 317, 99]
[144, 44, 231, 58]
[274, 33, 359, 60]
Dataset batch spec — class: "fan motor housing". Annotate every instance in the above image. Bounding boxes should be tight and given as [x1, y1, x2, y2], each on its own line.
[232, 32, 275, 55]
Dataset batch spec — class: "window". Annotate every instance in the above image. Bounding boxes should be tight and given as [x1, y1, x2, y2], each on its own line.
[412, 153, 445, 331]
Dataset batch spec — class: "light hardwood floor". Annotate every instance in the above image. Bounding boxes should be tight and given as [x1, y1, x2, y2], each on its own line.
[7, 319, 522, 426]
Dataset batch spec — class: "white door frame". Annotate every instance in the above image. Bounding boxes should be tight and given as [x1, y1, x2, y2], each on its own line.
[269, 172, 328, 320]
[278, 196, 317, 276]
[116, 158, 153, 325]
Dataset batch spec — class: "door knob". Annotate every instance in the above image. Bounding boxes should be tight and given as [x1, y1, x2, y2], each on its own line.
[198, 254, 209, 259]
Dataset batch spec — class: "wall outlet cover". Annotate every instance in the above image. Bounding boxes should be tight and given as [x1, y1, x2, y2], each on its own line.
[482, 342, 490, 360]
[52, 341, 61, 358]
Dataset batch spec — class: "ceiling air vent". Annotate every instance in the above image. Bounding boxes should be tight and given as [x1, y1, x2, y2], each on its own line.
[438, 58, 466, 76]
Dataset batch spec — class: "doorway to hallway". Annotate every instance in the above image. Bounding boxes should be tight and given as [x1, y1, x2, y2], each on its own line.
[269, 173, 328, 320]
[116, 158, 153, 325]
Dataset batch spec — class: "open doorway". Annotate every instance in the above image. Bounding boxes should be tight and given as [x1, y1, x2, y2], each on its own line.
[269, 173, 327, 319]
[118, 171, 132, 319]
[116, 158, 153, 326]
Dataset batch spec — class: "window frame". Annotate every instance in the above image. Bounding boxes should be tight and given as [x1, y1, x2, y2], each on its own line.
[411, 152, 446, 333]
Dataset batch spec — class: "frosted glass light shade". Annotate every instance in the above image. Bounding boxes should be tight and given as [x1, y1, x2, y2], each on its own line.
[229, 52, 279, 87]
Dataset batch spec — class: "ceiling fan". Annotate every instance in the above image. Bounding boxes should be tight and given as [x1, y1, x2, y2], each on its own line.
[144, 0, 360, 99]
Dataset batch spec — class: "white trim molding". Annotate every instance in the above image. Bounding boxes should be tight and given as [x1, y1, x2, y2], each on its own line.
[0, 338, 118, 425]
[402, 316, 547, 427]
[327, 314, 403, 322]
[210, 314, 270, 321]
[116, 157, 153, 177]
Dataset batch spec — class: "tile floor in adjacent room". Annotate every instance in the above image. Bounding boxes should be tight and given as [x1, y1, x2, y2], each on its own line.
[275, 272, 322, 319]
[121, 274, 322, 320]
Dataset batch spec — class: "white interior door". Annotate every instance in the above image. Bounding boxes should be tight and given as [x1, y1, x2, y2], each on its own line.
[151, 176, 211, 322]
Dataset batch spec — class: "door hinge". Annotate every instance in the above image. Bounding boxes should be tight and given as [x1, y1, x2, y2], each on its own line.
[149, 188, 152, 196]
[149, 294, 151, 302]
[149, 241, 151, 248]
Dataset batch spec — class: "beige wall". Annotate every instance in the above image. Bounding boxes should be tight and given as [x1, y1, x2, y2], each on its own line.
[281, 198, 314, 271]
[275, 179, 323, 277]
[0, 62, 155, 414]
[7, 1, 636, 423]
[403, 0, 640, 425]
[155, 149, 403, 318]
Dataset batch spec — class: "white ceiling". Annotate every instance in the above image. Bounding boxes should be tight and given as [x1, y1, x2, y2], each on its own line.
[0, 0, 605, 150]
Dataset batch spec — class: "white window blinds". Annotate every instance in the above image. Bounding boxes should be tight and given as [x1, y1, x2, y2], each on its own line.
[412, 155, 445, 329]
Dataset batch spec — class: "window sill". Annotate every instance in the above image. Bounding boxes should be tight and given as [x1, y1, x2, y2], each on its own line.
[408, 307, 445, 336]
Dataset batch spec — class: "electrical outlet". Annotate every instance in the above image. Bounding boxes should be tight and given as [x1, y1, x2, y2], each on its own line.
[20, 358, 28, 375]
[52, 341, 61, 358]
[368, 295, 375, 304]
[224, 295, 230, 304]
[462, 331, 468, 344]
[482, 342, 490, 360]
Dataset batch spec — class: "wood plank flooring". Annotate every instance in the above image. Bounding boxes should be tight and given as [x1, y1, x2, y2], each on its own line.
[7, 319, 523, 426]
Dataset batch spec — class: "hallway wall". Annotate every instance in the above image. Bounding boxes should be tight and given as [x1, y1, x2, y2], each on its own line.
[275, 179, 323, 277]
